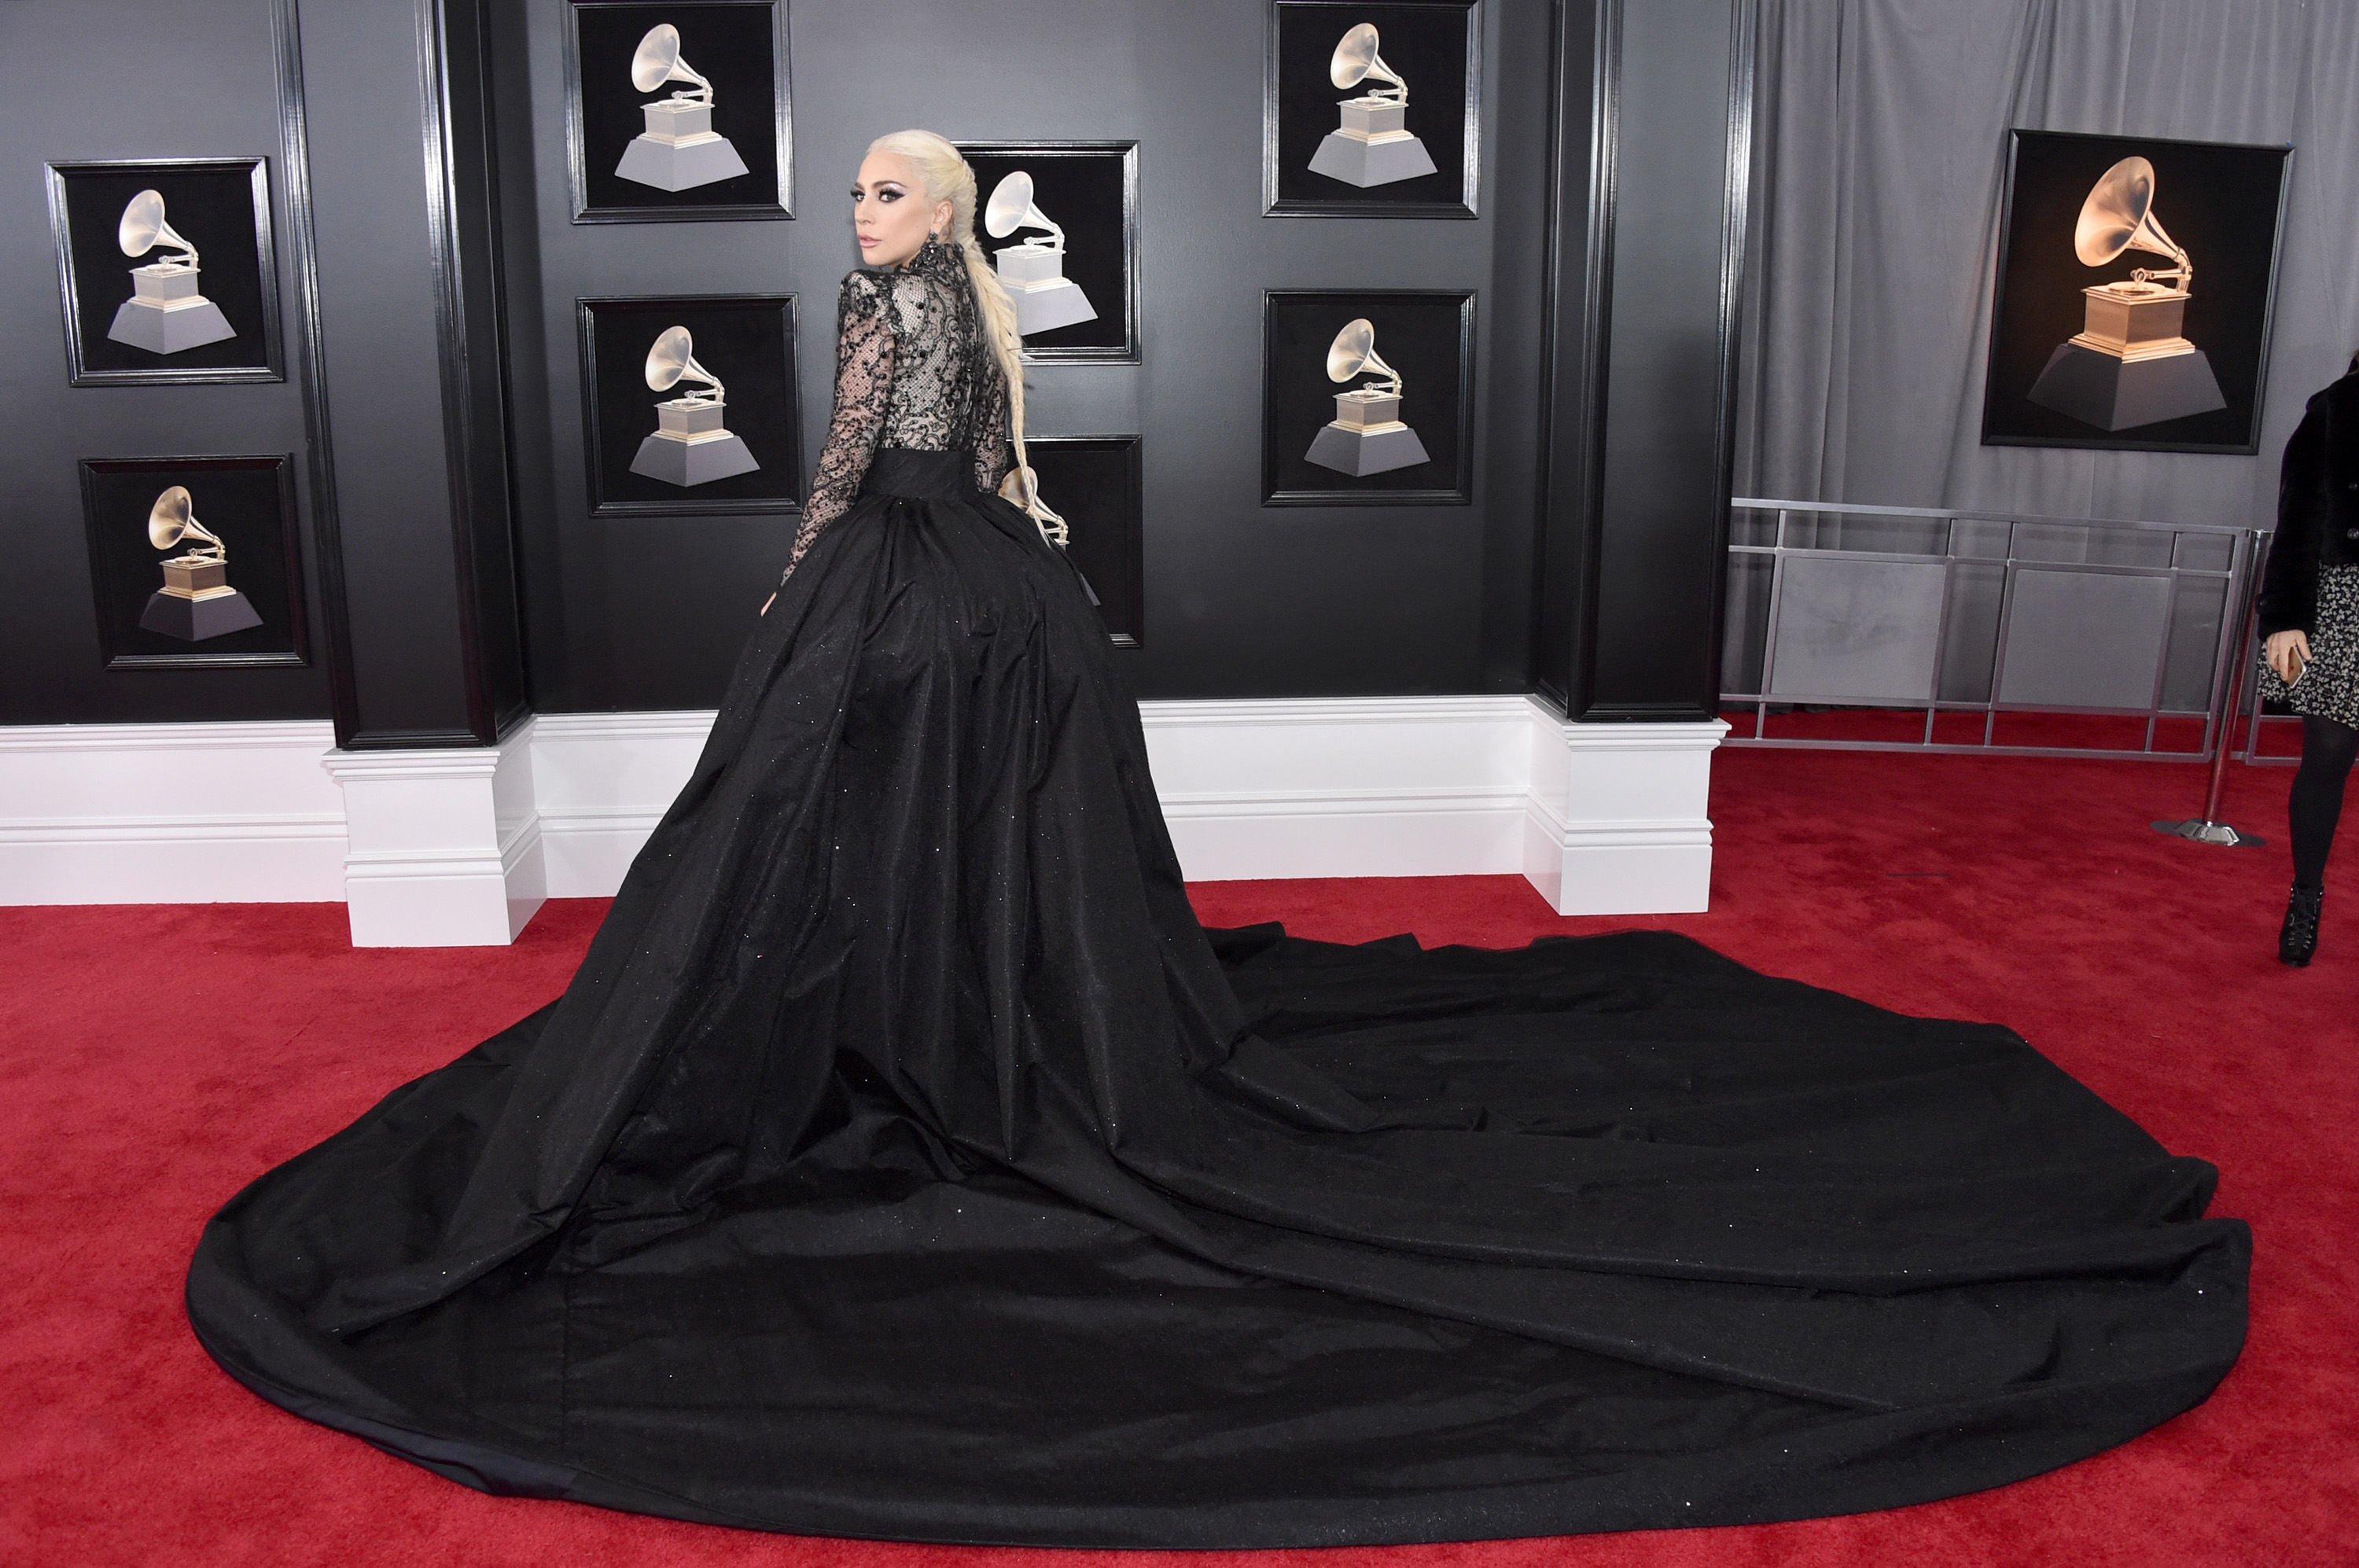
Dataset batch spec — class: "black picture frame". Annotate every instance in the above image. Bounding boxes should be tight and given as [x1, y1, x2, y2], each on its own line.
[957, 142, 1141, 363]
[564, 0, 793, 224]
[1027, 436, 1144, 646]
[1264, 0, 1481, 219]
[1982, 130, 2292, 454]
[45, 159, 282, 387]
[1262, 289, 1475, 505]
[579, 293, 802, 517]
[78, 455, 308, 671]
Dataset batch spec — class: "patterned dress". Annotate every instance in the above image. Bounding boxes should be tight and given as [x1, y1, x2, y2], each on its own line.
[2259, 565, 2359, 729]
[782, 240, 1010, 583]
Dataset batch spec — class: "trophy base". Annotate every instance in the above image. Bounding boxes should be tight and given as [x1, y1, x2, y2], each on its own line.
[107, 296, 236, 355]
[1308, 130, 1437, 189]
[1007, 278, 1098, 336]
[615, 133, 749, 192]
[139, 587, 262, 641]
[2026, 340, 2227, 432]
[631, 429, 760, 486]
[1305, 420, 1430, 477]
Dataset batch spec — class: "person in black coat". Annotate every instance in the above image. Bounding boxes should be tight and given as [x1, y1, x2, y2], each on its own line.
[2258, 354, 2359, 966]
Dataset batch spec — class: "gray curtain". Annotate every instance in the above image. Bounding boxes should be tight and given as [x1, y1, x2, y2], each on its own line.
[1735, 0, 2359, 527]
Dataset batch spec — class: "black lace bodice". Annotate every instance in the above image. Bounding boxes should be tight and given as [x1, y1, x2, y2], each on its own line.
[785, 241, 1013, 580]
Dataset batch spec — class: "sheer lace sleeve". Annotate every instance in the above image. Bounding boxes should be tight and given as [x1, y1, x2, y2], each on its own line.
[783, 273, 896, 583]
[972, 351, 1013, 500]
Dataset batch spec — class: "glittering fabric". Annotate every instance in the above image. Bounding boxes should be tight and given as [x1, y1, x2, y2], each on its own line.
[786, 241, 1011, 581]
[180, 342, 2246, 1545]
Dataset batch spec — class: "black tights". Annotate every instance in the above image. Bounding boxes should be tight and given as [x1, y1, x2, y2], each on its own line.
[2291, 714, 2359, 889]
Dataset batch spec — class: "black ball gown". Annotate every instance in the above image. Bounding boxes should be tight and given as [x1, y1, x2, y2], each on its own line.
[187, 241, 2247, 1548]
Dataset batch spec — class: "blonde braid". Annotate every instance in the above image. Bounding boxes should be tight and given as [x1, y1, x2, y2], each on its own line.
[867, 130, 1067, 548]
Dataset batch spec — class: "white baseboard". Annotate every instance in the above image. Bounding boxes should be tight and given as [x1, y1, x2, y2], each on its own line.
[0, 698, 1727, 940]
[0, 720, 347, 904]
[531, 710, 712, 898]
[1140, 696, 1533, 880]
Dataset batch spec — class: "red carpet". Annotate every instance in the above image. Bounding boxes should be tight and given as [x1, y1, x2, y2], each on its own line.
[3, 746, 2353, 1566]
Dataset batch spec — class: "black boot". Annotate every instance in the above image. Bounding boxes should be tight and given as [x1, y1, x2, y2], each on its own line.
[2280, 884, 2324, 967]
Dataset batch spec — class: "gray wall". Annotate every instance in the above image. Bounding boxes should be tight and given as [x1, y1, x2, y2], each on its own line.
[4, 0, 1747, 734]
[497, 0, 1554, 711]
[0, 0, 330, 726]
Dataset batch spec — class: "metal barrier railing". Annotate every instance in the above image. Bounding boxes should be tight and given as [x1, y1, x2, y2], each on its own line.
[1721, 498, 2265, 762]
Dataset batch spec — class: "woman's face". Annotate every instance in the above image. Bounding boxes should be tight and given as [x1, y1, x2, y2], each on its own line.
[852, 150, 951, 268]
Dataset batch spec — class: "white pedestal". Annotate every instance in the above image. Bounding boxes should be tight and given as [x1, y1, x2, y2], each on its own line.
[1308, 127, 1437, 188]
[1305, 420, 1429, 476]
[1003, 277, 1097, 336]
[631, 427, 760, 485]
[107, 295, 236, 355]
[1521, 712, 1728, 915]
[616, 127, 749, 192]
[321, 728, 545, 948]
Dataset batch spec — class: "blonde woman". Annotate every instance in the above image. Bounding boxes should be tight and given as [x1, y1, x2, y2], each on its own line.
[190, 134, 2247, 1548]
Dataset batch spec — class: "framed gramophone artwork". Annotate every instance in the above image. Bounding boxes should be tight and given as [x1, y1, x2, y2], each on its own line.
[1023, 436, 1144, 645]
[956, 143, 1139, 363]
[45, 159, 282, 386]
[1264, 0, 1480, 219]
[564, 0, 793, 223]
[77, 455, 308, 671]
[1982, 130, 2292, 454]
[1261, 289, 1474, 505]
[578, 293, 801, 517]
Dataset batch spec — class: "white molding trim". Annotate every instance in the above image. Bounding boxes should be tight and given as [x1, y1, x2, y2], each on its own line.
[321, 723, 545, 948]
[0, 698, 1728, 938]
[1521, 715, 1730, 915]
[0, 720, 347, 904]
[530, 709, 713, 898]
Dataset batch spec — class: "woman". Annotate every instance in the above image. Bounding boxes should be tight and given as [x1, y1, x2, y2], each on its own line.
[187, 134, 2247, 1548]
[2260, 353, 2359, 967]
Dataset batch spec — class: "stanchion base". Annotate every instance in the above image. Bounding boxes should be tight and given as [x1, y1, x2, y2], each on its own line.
[2151, 818, 2266, 847]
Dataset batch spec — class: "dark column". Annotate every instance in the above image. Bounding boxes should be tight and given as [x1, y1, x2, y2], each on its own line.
[1534, 0, 1753, 720]
[296, 0, 526, 747]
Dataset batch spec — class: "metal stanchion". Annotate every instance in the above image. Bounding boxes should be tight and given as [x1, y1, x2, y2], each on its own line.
[2153, 527, 2269, 847]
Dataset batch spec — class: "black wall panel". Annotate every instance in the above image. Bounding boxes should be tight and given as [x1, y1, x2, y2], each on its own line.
[1534, 0, 1751, 721]
[496, 0, 1555, 712]
[3, 0, 1750, 732]
[0, 0, 329, 726]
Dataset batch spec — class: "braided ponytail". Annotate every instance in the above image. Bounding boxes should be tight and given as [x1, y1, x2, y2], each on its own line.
[866, 130, 1067, 547]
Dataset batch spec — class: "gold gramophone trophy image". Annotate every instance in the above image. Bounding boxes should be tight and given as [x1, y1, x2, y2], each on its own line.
[1305, 318, 1430, 476]
[629, 325, 760, 486]
[1307, 24, 1437, 188]
[614, 24, 750, 191]
[137, 486, 263, 640]
[106, 190, 236, 355]
[2025, 156, 2227, 431]
[983, 172, 1099, 337]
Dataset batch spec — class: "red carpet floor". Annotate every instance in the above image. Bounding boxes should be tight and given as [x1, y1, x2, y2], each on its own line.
[3, 746, 2354, 1566]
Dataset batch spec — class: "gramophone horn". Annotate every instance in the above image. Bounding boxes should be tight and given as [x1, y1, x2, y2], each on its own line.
[1325, 318, 1402, 396]
[119, 190, 198, 267]
[630, 24, 712, 101]
[146, 485, 225, 558]
[1330, 23, 1408, 101]
[645, 325, 724, 401]
[984, 171, 1065, 251]
[2074, 156, 2188, 274]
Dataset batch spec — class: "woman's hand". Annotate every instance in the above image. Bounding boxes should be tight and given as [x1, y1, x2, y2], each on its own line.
[2265, 628, 2311, 684]
[760, 592, 776, 617]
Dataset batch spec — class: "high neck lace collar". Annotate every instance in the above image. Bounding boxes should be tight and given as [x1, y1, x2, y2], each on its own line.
[892, 237, 963, 278]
